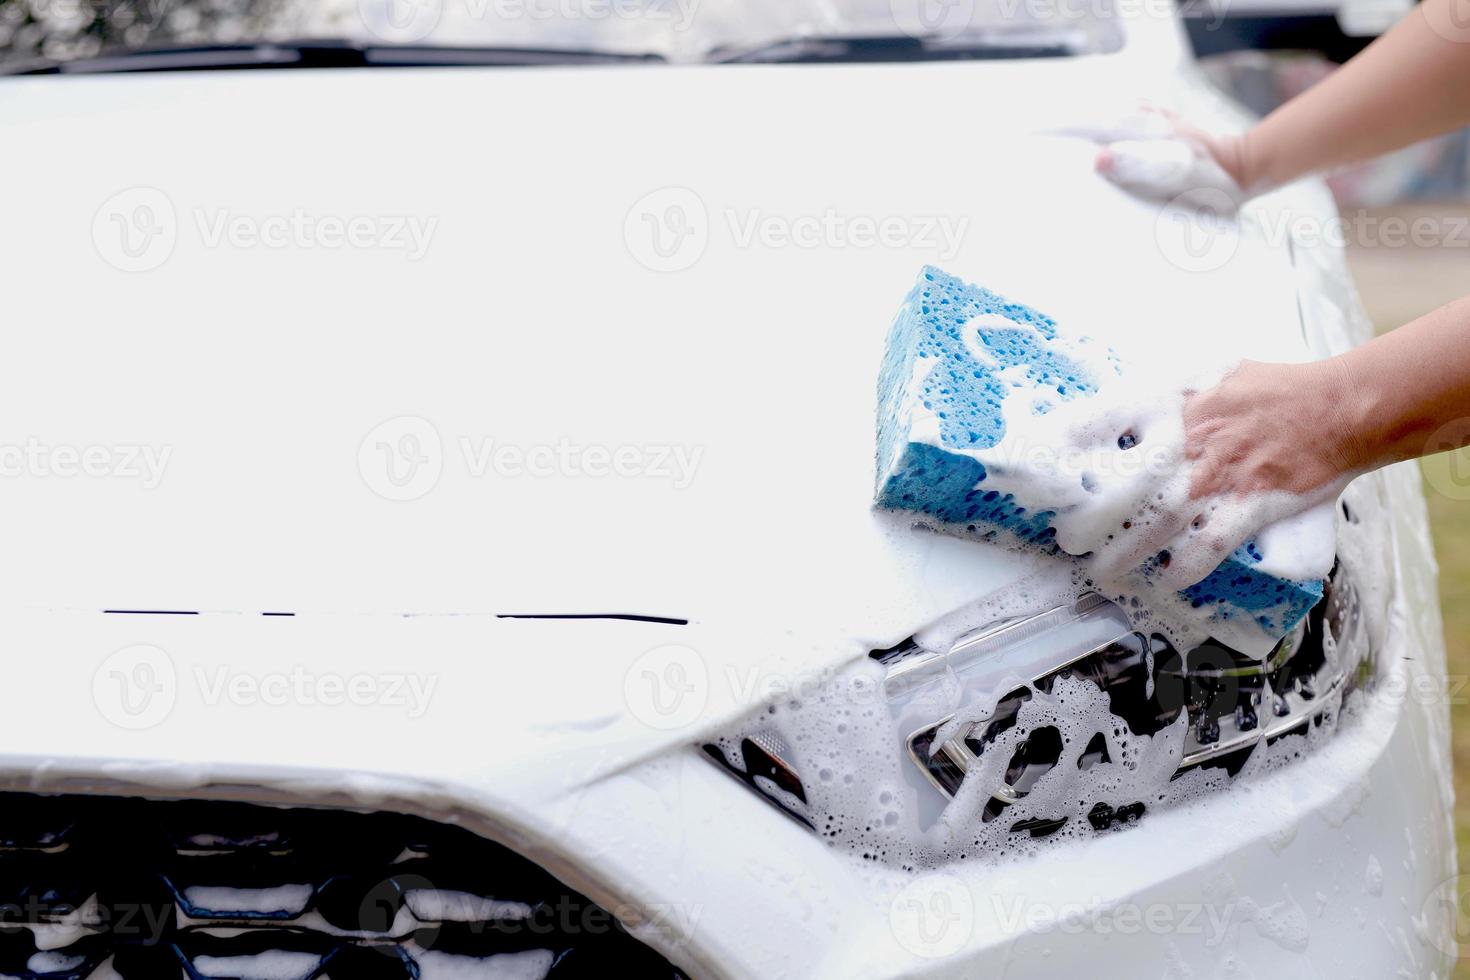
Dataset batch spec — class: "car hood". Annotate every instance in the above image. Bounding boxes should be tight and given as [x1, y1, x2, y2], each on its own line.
[0, 56, 1321, 796]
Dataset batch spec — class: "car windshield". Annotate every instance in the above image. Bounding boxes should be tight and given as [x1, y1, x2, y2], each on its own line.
[0, 0, 1122, 71]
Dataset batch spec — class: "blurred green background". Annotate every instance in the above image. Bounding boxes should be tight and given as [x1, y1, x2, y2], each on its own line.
[1344, 211, 1470, 976]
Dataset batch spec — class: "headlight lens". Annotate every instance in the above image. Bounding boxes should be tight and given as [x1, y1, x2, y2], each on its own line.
[705, 559, 1377, 852]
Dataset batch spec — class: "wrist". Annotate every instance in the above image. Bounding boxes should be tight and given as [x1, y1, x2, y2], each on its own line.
[1313, 356, 1377, 477]
[1226, 128, 1271, 197]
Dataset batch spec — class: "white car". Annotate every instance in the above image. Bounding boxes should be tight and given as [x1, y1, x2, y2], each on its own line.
[0, 1, 1456, 977]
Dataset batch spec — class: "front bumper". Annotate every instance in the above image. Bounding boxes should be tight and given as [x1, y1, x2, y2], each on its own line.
[0, 463, 1453, 980]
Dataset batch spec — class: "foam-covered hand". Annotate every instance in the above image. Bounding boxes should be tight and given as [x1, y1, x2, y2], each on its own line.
[1059, 105, 1251, 210]
[1064, 361, 1349, 590]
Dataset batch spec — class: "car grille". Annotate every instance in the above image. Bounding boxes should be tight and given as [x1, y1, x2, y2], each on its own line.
[0, 792, 686, 979]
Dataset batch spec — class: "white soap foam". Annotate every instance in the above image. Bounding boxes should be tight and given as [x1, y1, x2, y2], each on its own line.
[905, 309, 1342, 657]
[718, 475, 1391, 870]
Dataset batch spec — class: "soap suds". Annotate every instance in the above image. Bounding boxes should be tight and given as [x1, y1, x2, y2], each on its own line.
[716, 475, 1390, 870]
[877, 267, 1337, 657]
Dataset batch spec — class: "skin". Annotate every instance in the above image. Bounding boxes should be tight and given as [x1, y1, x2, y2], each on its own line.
[1088, 0, 1470, 550]
[1189, 300, 1470, 504]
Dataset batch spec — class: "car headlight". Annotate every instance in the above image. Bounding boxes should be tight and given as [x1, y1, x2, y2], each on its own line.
[705, 558, 1376, 856]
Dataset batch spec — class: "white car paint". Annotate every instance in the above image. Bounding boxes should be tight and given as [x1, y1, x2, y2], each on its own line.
[0, 6, 1455, 978]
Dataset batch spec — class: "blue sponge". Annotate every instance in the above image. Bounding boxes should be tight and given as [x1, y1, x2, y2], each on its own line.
[875, 267, 1323, 638]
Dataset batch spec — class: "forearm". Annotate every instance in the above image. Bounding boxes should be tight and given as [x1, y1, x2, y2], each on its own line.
[1238, 0, 1470, 192]
[1331, 293, 1470, 471]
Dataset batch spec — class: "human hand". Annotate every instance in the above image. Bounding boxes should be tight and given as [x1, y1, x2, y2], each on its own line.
[1059, 105, 1254, 210]
[1088, 360, 1352, 590]
[975, 360, 1349, 590]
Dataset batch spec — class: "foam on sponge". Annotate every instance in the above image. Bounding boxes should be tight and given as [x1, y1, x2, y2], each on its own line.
[875, 267, 1325, 646]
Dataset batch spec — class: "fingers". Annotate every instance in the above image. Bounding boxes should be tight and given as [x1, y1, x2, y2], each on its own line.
[1095, 140, 1244, 210]
[1052, 104, 1246, 211]
[1047, 104, 1175, 145]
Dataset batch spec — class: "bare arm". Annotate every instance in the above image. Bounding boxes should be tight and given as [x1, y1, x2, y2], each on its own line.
[1238, 0, 1470, 192]
[1060, 18, 1470, 587]
[1081, 0, 1470, 203]
[1189, 295, 1470, 498]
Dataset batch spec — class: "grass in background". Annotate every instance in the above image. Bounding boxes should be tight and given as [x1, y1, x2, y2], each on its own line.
[1425, 483, 1470, 979]
[1346, 211, 1470, 976]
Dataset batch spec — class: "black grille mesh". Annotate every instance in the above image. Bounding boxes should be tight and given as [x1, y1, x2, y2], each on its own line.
[0, 792, 685, 979]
